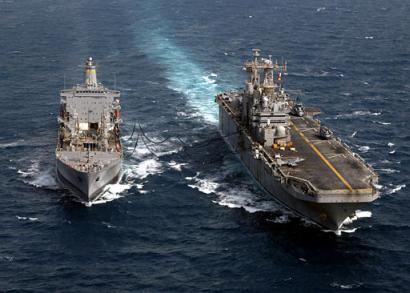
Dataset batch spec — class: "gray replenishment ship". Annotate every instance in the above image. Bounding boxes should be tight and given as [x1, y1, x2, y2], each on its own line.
[56, 57, 122, 203]
[216, 49, 379, 230]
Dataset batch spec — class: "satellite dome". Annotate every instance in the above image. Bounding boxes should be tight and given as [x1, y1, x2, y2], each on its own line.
[275, 126, 286, 137]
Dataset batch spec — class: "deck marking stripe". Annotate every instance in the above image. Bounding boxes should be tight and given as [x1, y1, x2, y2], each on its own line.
[292, 122, 354, 192]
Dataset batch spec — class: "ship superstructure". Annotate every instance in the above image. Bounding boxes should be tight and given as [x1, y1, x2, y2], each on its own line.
[216, 49, 378, 230]
[56, 57, 122, 202]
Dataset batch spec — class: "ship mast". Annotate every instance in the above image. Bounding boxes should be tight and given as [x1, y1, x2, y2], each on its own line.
[84, 57, 98, 88]
[242, 49, 291, 148]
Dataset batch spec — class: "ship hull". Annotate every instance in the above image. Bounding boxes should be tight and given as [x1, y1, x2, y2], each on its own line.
[56, 158, 121, 203]
[219, 106, 360, 230]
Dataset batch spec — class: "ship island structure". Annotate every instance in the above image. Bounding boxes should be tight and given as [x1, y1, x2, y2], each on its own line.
[56, 57, 122, 203]
[216, 49, 379, 230]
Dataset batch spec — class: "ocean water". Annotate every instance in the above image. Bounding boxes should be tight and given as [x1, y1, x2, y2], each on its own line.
[0, 0, 409, 291]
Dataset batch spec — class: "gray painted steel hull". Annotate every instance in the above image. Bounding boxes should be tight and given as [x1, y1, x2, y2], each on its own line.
[219, 107, 360, 230]
[56, 158, 121, 203]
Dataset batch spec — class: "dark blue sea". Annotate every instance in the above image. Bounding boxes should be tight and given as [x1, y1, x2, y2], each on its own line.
[1, 0, 409, 291]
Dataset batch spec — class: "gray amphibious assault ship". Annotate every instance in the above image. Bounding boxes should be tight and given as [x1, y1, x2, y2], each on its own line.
[216, 49, 379, 230]
[56, 57, 122, 203]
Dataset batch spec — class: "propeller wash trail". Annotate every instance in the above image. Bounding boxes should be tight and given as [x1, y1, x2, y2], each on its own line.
[136, 27, 220, 123]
